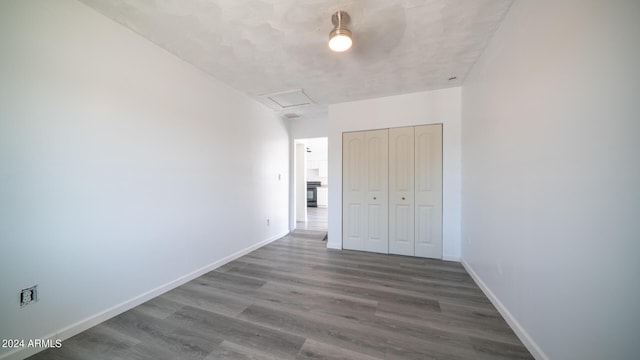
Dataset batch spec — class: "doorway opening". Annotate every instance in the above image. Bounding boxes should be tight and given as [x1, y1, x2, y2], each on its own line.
[294, 137, 328, 231]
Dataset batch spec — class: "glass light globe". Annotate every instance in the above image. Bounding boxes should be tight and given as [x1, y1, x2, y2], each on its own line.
[329, 33, 352, 52]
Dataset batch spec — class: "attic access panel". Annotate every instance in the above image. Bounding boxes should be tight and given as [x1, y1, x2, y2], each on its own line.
[262, 89, 315, 110]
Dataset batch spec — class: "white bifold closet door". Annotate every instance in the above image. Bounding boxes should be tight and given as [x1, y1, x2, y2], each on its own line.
[343, 124, 441, 258]
[414, 124, 443, 258]
[342, 129, 389, 253]
[389, 126, 415, 256]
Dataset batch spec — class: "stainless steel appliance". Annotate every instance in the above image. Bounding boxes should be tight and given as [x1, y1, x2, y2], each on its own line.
[307, 181, 321, 207]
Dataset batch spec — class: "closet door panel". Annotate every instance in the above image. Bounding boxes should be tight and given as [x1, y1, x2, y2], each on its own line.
[414, 124, 443, 258]
[389, 126, 415, 256]
[342, 132, 366, 251]
[364, 130, 389, 253]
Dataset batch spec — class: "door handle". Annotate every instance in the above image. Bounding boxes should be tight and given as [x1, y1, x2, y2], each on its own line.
[373, 197, 377, 200]
[402, 197, 405, 200]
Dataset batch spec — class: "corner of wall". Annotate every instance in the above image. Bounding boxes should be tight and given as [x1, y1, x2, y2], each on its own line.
[460, 258, 549, 360]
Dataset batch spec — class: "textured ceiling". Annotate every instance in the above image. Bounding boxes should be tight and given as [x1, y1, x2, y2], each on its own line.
[79, 0, 513, 119]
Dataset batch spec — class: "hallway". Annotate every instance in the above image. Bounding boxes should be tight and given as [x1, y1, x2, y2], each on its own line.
[296, 206, 327, 232]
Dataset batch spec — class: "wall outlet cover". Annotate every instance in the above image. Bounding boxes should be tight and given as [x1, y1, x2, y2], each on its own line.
[20, 285, 38, 307]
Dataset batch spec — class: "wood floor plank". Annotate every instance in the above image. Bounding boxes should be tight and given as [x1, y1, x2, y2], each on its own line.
[238, 303, 390, 359]
[29, 325, 139, 360]
[160, 281, 252, 317]
[240, 303, 479, 360]
[134, 295, 185, 320]
[234, 251, 482, 295]
[375, 308, 523, 346]
[102, 308, 219, 360]
[201, 269, 268, 289]
[296, 339, 382, 360]
[205, 340, 281, 360]
[167, 305, 306, 360]
[224, 262, 445, 309]
[27, 231, 532, 360]
[470, 336, 535, 359]
[295, 207, 328, 232]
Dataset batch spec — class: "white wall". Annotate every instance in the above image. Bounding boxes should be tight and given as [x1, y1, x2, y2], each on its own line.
[461, 1, 640, 359]
[0, 1, 289, 358]
[288, 116, 329, 140]
[328, 88, 462, 260]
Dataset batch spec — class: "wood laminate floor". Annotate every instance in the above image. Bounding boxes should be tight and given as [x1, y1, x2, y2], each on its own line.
[296, 206, 328, 231]
[29, 230, 532, 360]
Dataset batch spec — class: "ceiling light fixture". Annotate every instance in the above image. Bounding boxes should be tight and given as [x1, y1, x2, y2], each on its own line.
[328, 11, 352, 52]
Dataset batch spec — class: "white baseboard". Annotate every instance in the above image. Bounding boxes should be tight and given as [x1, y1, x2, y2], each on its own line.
[460, 258, 548, 360]
[442, 255, 460, 262]
[1, 230, 289, 360]
[324, 244, 459, 258]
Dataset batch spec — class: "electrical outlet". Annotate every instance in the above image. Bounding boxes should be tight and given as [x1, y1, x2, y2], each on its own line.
[20, 285, 38, 307]
[266, 218, 270, 226]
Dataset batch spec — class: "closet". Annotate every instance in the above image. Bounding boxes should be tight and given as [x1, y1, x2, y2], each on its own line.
[342, 124, 442, 258]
